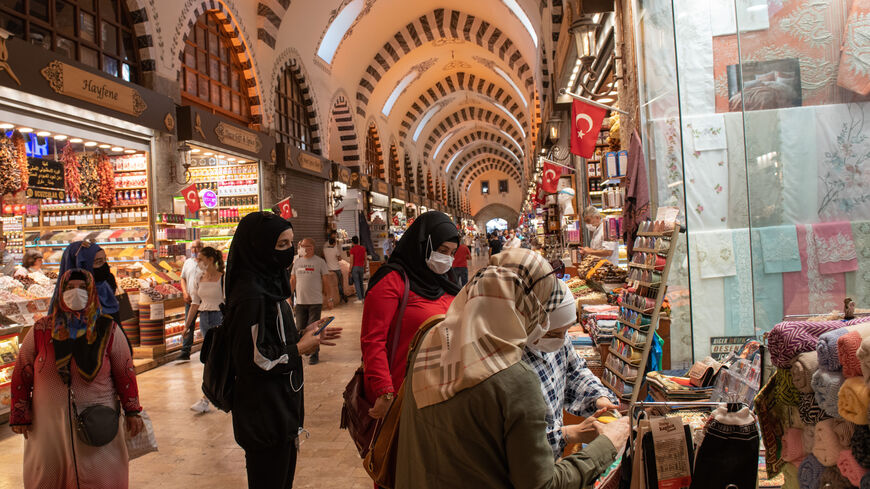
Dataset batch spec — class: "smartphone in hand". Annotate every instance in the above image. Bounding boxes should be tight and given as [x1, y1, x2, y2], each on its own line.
[309, 316, 335, 336]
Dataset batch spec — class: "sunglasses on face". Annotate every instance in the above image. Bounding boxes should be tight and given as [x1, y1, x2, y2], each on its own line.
[526, 259, 566, 293]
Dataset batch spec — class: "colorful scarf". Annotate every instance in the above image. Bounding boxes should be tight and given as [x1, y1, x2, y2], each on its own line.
[798, 454, 825, 489]
[812, 369, 845, 417]
[839, 377, 870, 425]
[819, 466, 854, 489]
[853, 425, 870, 469]
[838, 449, 869, 486]
[857, 336, 870, 383]
[769, 320, 847, 368]
[839, 331, 864, 378]
[792, 352, 819, 393]
[783, 427, 807, 463]
[410, 248, 561, 409]
[52, 268, 101, 342]
[799, 392, 832, 425]
[775, 369, 802, 406]
[817, 328, 849, 371]
[51, 268, 112, 382]
[813, 419, 850, 467]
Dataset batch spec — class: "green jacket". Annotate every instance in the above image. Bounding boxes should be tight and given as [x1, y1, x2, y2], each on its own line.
[396, 360, 617, 489]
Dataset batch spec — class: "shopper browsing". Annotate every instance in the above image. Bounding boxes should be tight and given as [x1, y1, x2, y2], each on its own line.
[488, 232, 503, 256]
[323, 232, 349, 303]
[14, 249, 43, 278]
[524, 279, 620, 459]
[178, 239, 204, 361]
[581, 206, 620, 265]
[224, 212, 341, 489]
[503, 231, 522, 250]
[452, 239, 471, 286]
[349, 236, 368, 303]
[395, 248, 629, 488]
[10, 268, 144, 488]
[361, 211, 461, 421]
[291, 238, 330, 365]
[0, 236, 15, 276]
[186, 246, 225, 413]
[57, 241, 126, 335]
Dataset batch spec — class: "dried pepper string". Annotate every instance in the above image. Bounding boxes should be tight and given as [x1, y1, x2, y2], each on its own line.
[61, 143, 81, 200]
[11, 131, 27, 193]
[96, 151, 115, 209]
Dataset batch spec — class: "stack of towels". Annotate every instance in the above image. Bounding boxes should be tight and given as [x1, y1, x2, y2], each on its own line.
[766, 317, 870, 489]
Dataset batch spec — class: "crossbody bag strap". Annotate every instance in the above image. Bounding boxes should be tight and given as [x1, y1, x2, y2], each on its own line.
[386, 269, 411, 366]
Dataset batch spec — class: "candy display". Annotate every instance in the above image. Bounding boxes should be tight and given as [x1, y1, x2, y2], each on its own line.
[140, 287, 164, 301]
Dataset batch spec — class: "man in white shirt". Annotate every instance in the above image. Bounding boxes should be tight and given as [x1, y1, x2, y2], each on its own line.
[178, 239, 203, 361]
[291, 238, 330, 364]
[581, 206, 620, 265]
[503, 231, 522, 250]
[323, 231, 348, 304]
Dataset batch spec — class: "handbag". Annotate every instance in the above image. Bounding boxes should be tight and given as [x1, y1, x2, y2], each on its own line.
[363, 315, 444, 489]
[125, 409, 158, 460]
[201, 321, 234, 411]
[67, 384, 120, 447]
[340, 269, 410, 458]
[115, 292, 136, 323]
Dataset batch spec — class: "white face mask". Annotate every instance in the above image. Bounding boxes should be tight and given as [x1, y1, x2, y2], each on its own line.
[198, 261, 207, 271]
[425, 237, 454, 275]
[62, 288, 89, 311]
[529, 336, 567, 353]
[526, 316, 549, 346]
[586, 223, 597, 232]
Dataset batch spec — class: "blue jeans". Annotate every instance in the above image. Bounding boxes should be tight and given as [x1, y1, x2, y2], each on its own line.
[332, 269, 347, 301]
[351, 266, 365, 300]
[454, 267, 468, 286]
[180, 302, 198, 355]
[199, 310, 223, 339]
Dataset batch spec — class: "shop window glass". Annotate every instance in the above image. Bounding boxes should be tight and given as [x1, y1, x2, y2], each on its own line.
[365, 125, 383, 178]
[55, 35, 74, 58]
[79, 44, 97, 67]
[79, 11, 94, 42]
[275, 63, 315, 153]
[102, 54, 117, 76]
[101, 21, 116, 55]
[633, 0, 870, 366]
[181, 11, 251, 124]
[498, 180, 508, 194]
[28, 0, 47, 21]
[481, 181, 489, 195]
[29, 23, 50, 49]
[55, 1, 74, 37]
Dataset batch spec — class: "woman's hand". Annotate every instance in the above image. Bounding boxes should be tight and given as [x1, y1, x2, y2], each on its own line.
[125, 414, 144, 438]
[562, 416, 603, 444]
[296, 327, 320, 355]
[317, 327, 343, 346]
[11, 425, 30, 439]
[368, 394, 394, 419]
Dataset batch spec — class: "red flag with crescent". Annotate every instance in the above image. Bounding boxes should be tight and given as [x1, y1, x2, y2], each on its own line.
[182, 183, 200, 213]
[570, 99, 607, 158]
[541, 161, 562, 193]
[277, 197, 293, 220]
[534, 183, 546, 205]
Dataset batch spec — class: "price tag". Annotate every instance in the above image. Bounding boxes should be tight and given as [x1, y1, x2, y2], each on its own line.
[649, 416, 692, 489]
[149, 302, 164, 320]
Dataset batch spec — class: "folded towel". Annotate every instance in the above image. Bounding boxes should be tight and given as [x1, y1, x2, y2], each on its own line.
[812, 369, 846, 417]
[853, 425, 870, 468]
[776, 369, 803, 406]
[840, 331, 865, 377]
[818, 328, 849, 371]
[819, 466, 854, 489]
[799, 454, 825, 489]
[814, 419, 850, 466]
[800, 392, 833, 425]
[804, 425, 817, 453]
[859, 336, 870, 383]
[783, 461, 800, 489]
[840, 377, 870, 425]
[793, 352, 820, 393]
[784, 427, 807, 462]
[770, 320, 850, 368]
[839, 449, 870, 486]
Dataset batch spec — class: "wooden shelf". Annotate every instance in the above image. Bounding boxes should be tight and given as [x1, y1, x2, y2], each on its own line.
[608, 344, 642, 367]
[618, 318, 651, 331]
[605, 363, 638, 384]
[628, 262, 655, 270]
[601, 376, 632, 400]
[626, 279, 662, 288]
[615, 331, 648, 349]
[631, 247, 667, 255]
[24, 222, 149, 231]
[636, 231, 675, 237]
[618, 302, 652, 316]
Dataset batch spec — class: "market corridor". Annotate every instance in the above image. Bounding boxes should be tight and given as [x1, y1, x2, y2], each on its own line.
[0, 302, 372, 489]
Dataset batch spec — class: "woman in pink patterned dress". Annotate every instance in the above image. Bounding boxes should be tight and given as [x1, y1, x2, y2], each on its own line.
[10, 268, 143, 489]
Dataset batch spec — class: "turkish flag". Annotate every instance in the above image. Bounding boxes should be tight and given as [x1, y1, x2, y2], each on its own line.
[277, 197, 293, 220]
[534, 184, 546, 205]
[181, 183, 200, 213]
[541, 161, 562, 193]
[570, 99, 607, 158]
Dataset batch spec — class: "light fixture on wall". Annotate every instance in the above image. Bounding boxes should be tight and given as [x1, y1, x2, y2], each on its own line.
[173, 142, 193, 184]
[546, 119, 561, 144]
[569, 15, 621, 99]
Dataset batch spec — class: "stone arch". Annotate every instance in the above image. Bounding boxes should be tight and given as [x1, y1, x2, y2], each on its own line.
[365, 121, 385, 178]
[123, 0, 162, 74]
[475, 203, 520, 228]
[355, 8, 534, 117]
[270, 48, 323, 154]
[434, 130, 522, 169]
[445, 144, 521, 177]
[423, 107, 524, 158]
[327, 94, 361, 169]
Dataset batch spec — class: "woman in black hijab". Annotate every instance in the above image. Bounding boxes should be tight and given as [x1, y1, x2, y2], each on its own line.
[360, 211, 461, 422]
[225, 212, 341, 489]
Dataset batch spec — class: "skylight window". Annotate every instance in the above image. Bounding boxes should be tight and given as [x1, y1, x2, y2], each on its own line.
[316, 0, 364, 64]
[502, 0, 538, 47]
[413, 104, 442, 141]
[492, 65, 528, 108]
[382, 72, 418, 116]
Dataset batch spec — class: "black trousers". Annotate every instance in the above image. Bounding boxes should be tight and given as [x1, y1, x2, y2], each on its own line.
[244, 441, 298, 489]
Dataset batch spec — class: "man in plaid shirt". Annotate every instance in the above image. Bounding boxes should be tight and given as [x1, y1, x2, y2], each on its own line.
[524, 281, 620, 460]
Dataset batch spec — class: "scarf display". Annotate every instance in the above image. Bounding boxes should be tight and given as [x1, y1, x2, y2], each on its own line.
[366, 211, 460, 300]
[799, 454, 825, 489]
[783, 427, 808, 463]
[621, 130, 650, 256]
[783, 462, 800, 489]
[410, 248, 561, 409]
[776, 369, 803, 406]
[839, 331, 864, 378]
[225, 212, 294, 304]
[839, 377, 870, 425]
[814, 419, 850, 466]
[769, 320, 847, 368]
[852, 425, 870, 469]
[805, 425, 817, 454]
[800, 392, 833, 425]
[818, 328, 850, 371]
[858, 336, 870, 383]
[838, 449, 869, 486]
[812, 221, 858, 274]
[812, 369, 845, 417]
[793, 352, 820, 393]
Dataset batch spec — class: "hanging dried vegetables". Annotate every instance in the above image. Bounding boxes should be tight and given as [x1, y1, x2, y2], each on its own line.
[78, 153, 99, 205]
[0, 136, 21, 196]
[96, 151, 115, 209]
[12, 131, 27, 193]
[61, 143, 81, 200]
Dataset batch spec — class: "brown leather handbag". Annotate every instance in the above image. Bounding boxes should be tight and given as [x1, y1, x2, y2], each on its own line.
[364, 315, 444, 489]
[340, 269, 409, 458]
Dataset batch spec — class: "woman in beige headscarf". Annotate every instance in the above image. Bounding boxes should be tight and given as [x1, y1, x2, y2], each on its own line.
[396, 248, 629, 489]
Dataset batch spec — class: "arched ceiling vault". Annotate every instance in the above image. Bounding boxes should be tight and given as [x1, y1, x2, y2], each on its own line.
[422, 107, 525, 159]
[458, 156, 523, 190]
[447, 143, 521, 178]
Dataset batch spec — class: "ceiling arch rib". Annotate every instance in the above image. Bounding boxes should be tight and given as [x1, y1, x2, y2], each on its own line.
[427, 121, 522, 162]
[441, 139, 521, 175]
[457, 155, 522, 188]
[354, 8, 534, 117]
[436, 131, 522, 170]
[399, 72, 529, 141]
[423, 107, 524, 157]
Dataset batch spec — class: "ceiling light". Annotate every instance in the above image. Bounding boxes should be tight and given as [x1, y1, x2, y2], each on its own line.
[84, 141, 98, 147]
[98, 144, 111, 149]
[190, 148, 201, 153]
[204, 152, 214, 156]
[111, 146, 123, 152]
[36, 131, 50, 137]
[17, 127, 32, 133]
[54, 135, 68, 141]
[70, 138, 83, 143]
[0, 123, 12, 129]
[124, 149, 136, 154]
[227, 157, 236, 162]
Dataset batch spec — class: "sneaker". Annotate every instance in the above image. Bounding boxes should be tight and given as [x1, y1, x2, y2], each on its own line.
[177, 352, 191, 361]
[309, 352, 320, 365]
[355, 299, 364, 304]
[190, 398, 210, 413]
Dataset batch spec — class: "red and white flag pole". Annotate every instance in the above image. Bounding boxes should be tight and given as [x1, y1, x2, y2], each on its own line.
[559, 88, 629, 115]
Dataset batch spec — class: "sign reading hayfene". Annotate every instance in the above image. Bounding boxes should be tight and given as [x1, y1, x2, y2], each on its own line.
[41, 61, 148, 116]
[215, 122, 262, 154]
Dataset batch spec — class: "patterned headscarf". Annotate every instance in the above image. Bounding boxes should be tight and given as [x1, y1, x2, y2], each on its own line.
[411, 248, 563, 408]
[52, 268, 101, 342]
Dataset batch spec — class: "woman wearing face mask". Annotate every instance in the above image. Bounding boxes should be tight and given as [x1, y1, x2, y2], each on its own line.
[225, 212, 342, 489]
[57, 241, 122, 326]
[186, 246, 225, 413]
[523, 279, 620, 460]
[10, 268, 144, 488]
[581, 206, 620, 265]
[360, 211, 461, 422]
[396, 248, 629, 488]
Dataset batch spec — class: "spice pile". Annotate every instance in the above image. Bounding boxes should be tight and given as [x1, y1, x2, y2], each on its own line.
[576, 256, 627, 283]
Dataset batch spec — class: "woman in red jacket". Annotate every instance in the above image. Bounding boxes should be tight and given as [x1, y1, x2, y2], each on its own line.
[361, 211, 461, 419]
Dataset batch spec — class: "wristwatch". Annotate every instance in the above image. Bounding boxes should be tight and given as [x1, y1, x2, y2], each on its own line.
[380, 392, 395, 401]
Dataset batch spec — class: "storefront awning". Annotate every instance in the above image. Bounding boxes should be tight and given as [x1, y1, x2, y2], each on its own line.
[177, 105, 275, 163]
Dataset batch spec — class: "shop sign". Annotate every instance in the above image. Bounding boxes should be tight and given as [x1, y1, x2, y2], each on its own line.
[276, 142, 329, 179]
[25, 158, 65, 200]
[333, 165, 351, 185]
[298, 152, 322, 173]
[351, 172, 371, 190]
[709, 336, 756, 361]
[200, 189, 218, 209]
[215, 122, 262, 154]
[41, 61, 147, 116]
[374, 180, 389, 195]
